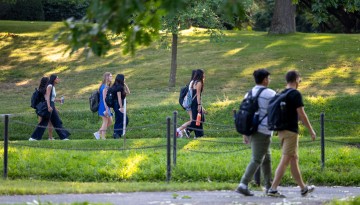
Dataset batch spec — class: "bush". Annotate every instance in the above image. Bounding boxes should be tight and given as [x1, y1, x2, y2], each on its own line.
[0, 0, 44, 21]
[43, 0, 90, 21]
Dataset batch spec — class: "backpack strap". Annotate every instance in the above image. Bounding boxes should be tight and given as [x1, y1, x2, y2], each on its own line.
[255, 87, 268, 123]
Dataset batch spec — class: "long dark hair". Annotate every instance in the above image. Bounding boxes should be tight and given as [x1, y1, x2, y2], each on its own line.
[192, 69, 204, 92]
[38, 77, 49, 95]
[48, 74, 58, 86]
[112, 74, 126, 97]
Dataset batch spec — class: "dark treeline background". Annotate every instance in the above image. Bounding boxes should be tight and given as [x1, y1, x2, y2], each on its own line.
[0, 0, 359, 33]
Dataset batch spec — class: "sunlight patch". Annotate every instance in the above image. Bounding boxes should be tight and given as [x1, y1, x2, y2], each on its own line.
[120, 154, 146, 179]
[183, 139, 201, 150]
[15, 79, 30, 86]
[223, 48, 245, 57]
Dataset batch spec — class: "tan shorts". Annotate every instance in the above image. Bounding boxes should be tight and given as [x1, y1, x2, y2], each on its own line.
[278, 130, 298, 156]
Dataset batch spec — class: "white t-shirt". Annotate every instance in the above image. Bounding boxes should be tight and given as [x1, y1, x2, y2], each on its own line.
[47, 85, 56, 102]
[245, 85, 276, 136]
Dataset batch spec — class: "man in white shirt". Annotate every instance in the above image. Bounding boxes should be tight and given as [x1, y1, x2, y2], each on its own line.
[235, 69, 276, 196]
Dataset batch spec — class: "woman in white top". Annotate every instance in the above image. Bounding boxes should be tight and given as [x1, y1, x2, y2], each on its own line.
[30, 74, 70, 141]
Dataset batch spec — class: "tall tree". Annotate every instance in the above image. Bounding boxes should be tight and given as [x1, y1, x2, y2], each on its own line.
[162, 0, 245, 87]
[269, 0, 296, 34]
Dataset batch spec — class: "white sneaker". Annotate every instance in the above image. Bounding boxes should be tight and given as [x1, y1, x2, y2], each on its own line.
[29, 138, 37, 141]
[93, 132, 100, 140]
[176, 129, 183, 138]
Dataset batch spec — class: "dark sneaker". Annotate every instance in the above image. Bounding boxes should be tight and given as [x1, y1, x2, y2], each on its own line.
[184, 129, 191, 138]
[267, 188, 285, 198]
[301, 185, 315, 196]
[235, 186, 254, 196]
[113, 133, 121, 139]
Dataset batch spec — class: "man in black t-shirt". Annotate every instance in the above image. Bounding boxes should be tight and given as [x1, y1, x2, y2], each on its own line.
[267, 71, 316, 197]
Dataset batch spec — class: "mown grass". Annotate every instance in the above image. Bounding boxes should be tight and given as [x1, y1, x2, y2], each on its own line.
[0, 20, 359, 193]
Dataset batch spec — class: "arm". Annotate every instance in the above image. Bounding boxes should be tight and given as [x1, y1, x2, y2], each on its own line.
[124, 83, 130, 94]
[297, 106, 316, 141]
[102, 87, 109, 114]
[196, 82, 202, 112]
[46, 85, 53, 112]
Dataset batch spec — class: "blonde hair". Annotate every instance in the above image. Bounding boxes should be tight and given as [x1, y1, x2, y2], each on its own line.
[101, 72, 112, 87]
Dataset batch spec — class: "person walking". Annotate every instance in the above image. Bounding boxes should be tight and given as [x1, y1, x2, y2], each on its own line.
[267, 70, 316, 197]
[93, 72, 113, 140]
[111, 74, 130, 139]
[177, 69, 206, 138]
[29, 74, 71, 141]
[36, 77, 54, 140]
[235, 69, 276, 196]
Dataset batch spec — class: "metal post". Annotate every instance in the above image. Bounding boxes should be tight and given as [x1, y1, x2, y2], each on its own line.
[166, 117, 171, 183]
[173, 111, 177, 166]
[320, 112, 325, 170]
[3, 115, 9, 179]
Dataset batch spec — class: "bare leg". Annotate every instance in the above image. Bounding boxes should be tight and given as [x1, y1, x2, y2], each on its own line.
[289, 156, 305, 190]
[100, 116, 111, 139]
[48, 121, 54, 140]
[178, 110, 193, 131]
[270, 155, 291, 190]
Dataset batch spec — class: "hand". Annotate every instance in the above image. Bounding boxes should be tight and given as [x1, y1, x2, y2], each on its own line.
[310, 130, 316, 141]
[119, 107, 124, 113]
[243, 135, 249, 144]
[48, 107, 53, 112]
[197, 105, 202, 112]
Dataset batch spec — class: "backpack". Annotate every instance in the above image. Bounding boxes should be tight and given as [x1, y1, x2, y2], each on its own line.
[105, 87, 115, 108]
[234, 87, 267, 136]
[89, 90, 100, 112]
[179, 84, 189, 110]
[267, 88, 295, 131]
[30, 88, 41, 109]
[180, 81, 195, 109]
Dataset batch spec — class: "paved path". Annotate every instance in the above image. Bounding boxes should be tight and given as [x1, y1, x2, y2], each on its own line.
[0, 186, 359, 205]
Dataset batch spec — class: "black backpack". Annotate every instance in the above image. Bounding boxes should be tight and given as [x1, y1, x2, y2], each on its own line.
[89, 90, 100, 112]
[234, 87, 266, 136]
[105, 87, 115, 108]
[267, 88, 295, 131]
[30, 88, 41, 109]
[179, 84, 189, 110]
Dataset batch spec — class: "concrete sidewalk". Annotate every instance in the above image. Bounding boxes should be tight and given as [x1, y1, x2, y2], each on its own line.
[0, 186, 359, 205]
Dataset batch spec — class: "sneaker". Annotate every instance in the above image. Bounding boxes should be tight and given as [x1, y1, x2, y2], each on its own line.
[184, 129, 191, 138]
[235, 186, 254, 196]
[48, 137, 55, 140]
[301, 185, 315, 196]
[61, 138, 70, 141]
[176, 129, 183, 138]
[93, 131, 100, 140]
[113, 133, 121, 139]
[267, 188, 285, 197]
[29, 138, 37, 141]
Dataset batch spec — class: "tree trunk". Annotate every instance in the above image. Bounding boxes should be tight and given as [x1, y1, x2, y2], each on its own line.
[269, 0, 296, 34]
[169, 33, 178, 87]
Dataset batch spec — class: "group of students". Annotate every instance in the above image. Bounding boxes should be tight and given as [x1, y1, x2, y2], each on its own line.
[29, 73, 130, 141]
[234, 69, 317, 197]
[93, 72, 130, 140]
[28, 69, 316, 197]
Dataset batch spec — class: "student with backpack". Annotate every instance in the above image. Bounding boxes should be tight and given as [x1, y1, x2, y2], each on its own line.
[93, 72, 113, 140]
[32, 77, 54, 140]
[177, 69, 206, 138]
[111, 74, 130, 139]
[235, 69, 276, 196]
[29, 74, 71, 141]
[267, 70, 316, 197]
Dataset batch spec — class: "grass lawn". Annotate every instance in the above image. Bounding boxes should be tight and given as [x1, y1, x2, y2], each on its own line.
[0, 20, 359, 194]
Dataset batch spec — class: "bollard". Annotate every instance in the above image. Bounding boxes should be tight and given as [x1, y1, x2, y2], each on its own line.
[166, 117, 171, 183]
[3, 114, 9, 179]
[320, 112, 325, 170]
[173, 111, 177, 166]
